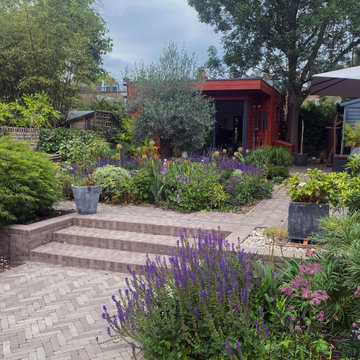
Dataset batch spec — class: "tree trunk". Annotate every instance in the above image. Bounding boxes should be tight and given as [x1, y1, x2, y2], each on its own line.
[159, 138, 172, 160]
[286, 90, 303, 153]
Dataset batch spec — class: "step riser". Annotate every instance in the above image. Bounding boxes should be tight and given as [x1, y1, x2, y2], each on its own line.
[53, 233, 175, 256]
[29, 251, 142, 273]
[73, 218, 230, 238]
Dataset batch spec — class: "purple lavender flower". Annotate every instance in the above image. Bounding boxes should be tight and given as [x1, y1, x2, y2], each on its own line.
[235, 340, 243, 356]
[225, 338, 232, 355]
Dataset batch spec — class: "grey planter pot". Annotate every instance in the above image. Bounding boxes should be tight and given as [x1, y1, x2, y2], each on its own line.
[351, 147, 360, 155]
[288, 202, 329, 240]
[332, 154, 349, 173]
[294, 153, 307, 166]
[72, 185, 101, 215]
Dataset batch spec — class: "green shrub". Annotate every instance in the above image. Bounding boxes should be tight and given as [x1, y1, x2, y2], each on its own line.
[346, 153, 360, 176]
[310, 213, 360, 336]
[265, 165, 289, 179]
[0, 137, 61, 227]
[246, 146, 292, 167]
[161, 160, 228, 212]
[127, 162, 156, 203]
[344, 122, 360, 147]
[223, 173, 273, 207]
[300, 98, 336, 157]
[56, 168, 74, 199]
[94, 165, 130, 202]
[38, 128, 104, 160]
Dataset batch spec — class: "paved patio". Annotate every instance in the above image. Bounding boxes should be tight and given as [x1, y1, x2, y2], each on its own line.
[0, 162, 329, 359]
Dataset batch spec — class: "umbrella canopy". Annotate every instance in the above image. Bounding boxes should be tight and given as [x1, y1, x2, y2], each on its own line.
[310, 66, 360, 97]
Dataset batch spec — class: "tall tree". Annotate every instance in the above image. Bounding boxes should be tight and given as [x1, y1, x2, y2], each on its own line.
[188, 0, 360, 151]
[127, 42, 214, 158]
[0, 0, 112, 113]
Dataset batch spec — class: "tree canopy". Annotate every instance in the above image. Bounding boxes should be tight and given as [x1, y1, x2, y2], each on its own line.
[127, 42, 215, 158]
[0, 0, 112, 113]
[188, 0, 360, 151]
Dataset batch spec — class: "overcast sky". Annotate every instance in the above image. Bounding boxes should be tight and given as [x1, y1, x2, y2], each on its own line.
[100, 0, 223, 81]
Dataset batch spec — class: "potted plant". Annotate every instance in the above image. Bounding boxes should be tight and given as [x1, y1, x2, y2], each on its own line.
[294, 118, 307, 166]
[344, 122, 360, 155]
[283, 169, 338, 240]
[69, 138, 111, 214]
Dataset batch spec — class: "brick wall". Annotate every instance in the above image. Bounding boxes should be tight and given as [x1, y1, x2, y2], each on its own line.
[0, 127, 40, 148]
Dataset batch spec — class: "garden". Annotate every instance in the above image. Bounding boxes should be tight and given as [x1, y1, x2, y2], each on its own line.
[1, 86, 360, 359]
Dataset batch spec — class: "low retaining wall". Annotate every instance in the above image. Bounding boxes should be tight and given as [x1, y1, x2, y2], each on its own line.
[0, 214, 74, 260]
[0, 127, 40, 147]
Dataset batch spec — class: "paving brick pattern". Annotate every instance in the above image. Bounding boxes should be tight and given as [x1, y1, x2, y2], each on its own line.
[0, 262, 144, 360]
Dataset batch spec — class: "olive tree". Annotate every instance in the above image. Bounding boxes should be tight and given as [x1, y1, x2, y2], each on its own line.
[127, 42, 214, 158]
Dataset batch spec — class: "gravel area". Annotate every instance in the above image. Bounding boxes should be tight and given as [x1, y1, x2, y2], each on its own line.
[243, 228, 307, 257]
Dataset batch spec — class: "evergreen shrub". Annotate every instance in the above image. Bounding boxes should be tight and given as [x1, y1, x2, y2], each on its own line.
[0, 137, 61, 227]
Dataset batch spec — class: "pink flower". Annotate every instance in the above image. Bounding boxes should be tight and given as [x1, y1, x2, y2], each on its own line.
[281, 286, 294, 296]
[299, 263, 323, 275]
[294, 325, 302, 331]
[353, 322, 358, 328]
[305, 248, 316, 257]
[316, 311, 325, 322]
[291, 316, 296, 321]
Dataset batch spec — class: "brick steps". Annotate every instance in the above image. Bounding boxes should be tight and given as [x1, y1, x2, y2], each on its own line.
[53, 226, 178, 256]
[73, 216, 231, 237]
[28, 216, 231, 273]
[29, 242, 155, 273]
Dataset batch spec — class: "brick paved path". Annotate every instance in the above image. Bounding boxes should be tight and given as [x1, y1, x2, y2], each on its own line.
[0, 263, 142, 360]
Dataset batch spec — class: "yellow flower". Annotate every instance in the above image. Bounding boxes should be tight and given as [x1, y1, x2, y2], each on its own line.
[149, 140, 155, 147]
[238, 147, 243, 152]
[222, 149, 227, 154]
[234, 151, 239, 157]
[116, 143, 123, 150]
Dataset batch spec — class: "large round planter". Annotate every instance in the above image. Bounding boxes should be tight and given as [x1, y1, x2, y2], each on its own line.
[288, 202, 329, 240]
[72, 185, 101, 215]
[294, 153, 307, 166]
[332, 154, 349, 173]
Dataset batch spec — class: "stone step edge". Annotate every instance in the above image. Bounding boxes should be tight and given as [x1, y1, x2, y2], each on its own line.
[72, 215, 231, 238]
[53, 226, 178, 255]
[29, 243, 155, 273]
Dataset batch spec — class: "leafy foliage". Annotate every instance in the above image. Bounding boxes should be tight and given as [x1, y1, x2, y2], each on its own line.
[246, 146, 292, 167]
[283, 169, 341, 205]
[161, 161, 228, 212]
[38, 128, 104, 160]
[0, 137, 61, 227]
[127, 42, 214, 157]
[223, 173, 273, 208]
[346, 154, 360, 176]
[67, 138, 112, 186]
[300, 98, 336, 157]
[0, 0, 112, 112]
[344, 122, 360, 147]
[0, 92, 60, 128]
[264, 166, 289, 180]
[310, 214, 360, 333]
[94, 165, 130, 202]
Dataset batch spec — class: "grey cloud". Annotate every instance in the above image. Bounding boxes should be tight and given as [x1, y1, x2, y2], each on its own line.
[100, 0, 223, 77]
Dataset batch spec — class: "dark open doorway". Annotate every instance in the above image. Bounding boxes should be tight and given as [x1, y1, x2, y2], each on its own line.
[213, 100, 244, 153]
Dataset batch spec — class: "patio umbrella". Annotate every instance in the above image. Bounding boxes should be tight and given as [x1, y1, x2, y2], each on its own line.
[310, 66, 360, 161]
[310, 65, 360, 97]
